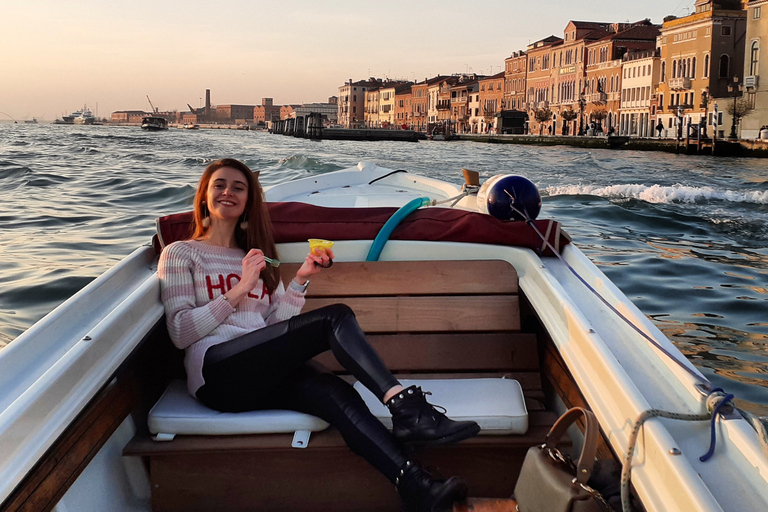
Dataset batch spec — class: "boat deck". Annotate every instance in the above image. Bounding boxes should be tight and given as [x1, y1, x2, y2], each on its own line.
[121, 259, 567, 511]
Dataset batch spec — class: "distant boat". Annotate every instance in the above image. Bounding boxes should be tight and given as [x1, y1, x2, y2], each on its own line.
[24, 118, 38, 124]
[141, 116, 168, 131]
[73, 107, 95, 125]
[60, 111, 80, 124]
[181, 123, 199, 130]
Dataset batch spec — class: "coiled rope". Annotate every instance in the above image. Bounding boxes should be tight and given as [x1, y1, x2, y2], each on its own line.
[502, 197, 768, 512]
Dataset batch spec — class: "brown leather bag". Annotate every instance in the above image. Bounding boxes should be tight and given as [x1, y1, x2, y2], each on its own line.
[514, 407, 610, 512]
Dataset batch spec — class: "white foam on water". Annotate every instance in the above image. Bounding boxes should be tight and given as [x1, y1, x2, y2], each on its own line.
[544, 183, 768, 205]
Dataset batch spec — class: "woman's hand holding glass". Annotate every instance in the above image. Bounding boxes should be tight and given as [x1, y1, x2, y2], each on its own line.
[295, 247, 335, 283]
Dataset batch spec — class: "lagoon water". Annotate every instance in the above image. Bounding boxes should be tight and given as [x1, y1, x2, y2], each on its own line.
[1, 123, 767, 414]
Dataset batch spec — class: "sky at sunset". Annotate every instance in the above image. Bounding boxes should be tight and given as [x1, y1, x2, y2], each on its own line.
[2, 0, 694, 121]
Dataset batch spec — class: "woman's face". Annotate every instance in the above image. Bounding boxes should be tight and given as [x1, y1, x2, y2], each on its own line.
[205, 167, 249, 221]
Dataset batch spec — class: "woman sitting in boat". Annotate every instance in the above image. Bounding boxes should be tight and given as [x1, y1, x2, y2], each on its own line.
[157, 158, 480, 512]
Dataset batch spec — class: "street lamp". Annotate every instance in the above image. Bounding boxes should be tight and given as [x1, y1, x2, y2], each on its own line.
[727, 76, 743, 140]
[577, 95, 586, 136]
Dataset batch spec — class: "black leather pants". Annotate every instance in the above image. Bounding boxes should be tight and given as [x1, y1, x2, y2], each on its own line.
[196, 304, 406, 481]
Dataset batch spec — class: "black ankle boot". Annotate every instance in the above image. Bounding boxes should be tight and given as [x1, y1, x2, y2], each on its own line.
[396, 461, 468, 512]
[387, 386, 480, 447]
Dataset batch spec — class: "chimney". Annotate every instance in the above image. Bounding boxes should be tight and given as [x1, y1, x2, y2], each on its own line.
[205, 89, 211, 116]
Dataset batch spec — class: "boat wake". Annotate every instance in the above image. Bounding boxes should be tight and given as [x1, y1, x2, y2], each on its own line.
[544, 183, 768, 205]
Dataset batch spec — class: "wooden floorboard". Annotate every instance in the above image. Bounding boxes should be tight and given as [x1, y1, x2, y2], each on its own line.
[456, 498, 518, 512]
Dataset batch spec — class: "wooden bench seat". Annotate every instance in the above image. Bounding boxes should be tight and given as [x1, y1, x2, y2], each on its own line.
[123, 259, 555, 511]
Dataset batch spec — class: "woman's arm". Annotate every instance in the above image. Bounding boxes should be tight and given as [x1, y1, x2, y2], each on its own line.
[263, 246, 333, 325]
[158, 243, 235, 349]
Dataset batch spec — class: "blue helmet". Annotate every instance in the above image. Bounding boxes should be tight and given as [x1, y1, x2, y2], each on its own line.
[485, 175, 541, 221]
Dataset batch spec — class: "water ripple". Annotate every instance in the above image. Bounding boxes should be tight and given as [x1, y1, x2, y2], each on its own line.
[1, 123, 768, 413]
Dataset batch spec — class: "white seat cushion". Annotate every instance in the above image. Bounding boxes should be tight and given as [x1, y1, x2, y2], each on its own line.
[353, 378, 528, 435]
[148, 380, 330, 438]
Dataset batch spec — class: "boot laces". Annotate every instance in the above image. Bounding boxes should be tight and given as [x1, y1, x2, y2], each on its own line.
[419, 390, 447, 422]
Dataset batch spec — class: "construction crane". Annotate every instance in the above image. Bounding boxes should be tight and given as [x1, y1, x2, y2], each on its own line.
[146, 95, 158, 114]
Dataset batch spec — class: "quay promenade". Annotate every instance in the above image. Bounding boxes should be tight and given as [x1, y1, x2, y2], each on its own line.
[458, 133, 768, 158]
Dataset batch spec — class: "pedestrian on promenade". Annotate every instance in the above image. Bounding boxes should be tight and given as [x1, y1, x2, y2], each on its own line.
[656, 120, 664, 138]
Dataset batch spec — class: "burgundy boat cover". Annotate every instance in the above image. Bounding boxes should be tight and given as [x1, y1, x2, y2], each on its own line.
[154, 202, 570, 257]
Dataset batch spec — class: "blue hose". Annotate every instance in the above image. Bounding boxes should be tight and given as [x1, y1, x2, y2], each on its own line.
[366, 197, 431, 261]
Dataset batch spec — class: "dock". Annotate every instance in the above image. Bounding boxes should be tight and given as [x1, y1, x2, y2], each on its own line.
[457, 133, 768, 157]
[270, 113, 426, 142]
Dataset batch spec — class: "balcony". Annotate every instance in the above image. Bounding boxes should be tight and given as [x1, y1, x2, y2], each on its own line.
[745, 75, 759, 89]
[668, 103, 693, 111]
[589, 92, 607, 104]
[537, 101, 549, 109]
[669, 77, 692, 90]
[436, 100, 451, 110]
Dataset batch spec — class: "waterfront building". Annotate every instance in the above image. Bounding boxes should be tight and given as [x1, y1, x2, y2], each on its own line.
[111, 111, 148, 124]
[280, 105, 298, 120]
[503, 51, 528, 112]
[549, 22, 603, 136]
[365, 86, 381, 128]
[338, 78, 382, 128]
[361, 80, 409, 129]
[450, 79, 478, 133]
[437, 77, 457, 127]
[290, 99, 339, 126]
[394, 84, 413, 129]
[478, 72, 505, 133]
[253, 98, 281, 127]
[182, 113, 199, 125]
[467, 87, 482, 133]
[427, 80, 441, 127]
[741, 0, 767, 138]
[378, 83, 407, 127]
[584, 22, 660, 133]
[656, 0, 747, 139]
[620, 50, 663, 136]
[427, 76, 461, 132]
[215, 105, 255, 124]
[525, 35, 562, 135]
[411, 77, 448, 132]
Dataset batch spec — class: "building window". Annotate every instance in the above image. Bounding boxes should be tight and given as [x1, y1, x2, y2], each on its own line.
[719, 54, 730, 78]
[704, 54, 710, 78]
[672, 60, 677, 78]
[750, 41, 759, 76]
[722, 26, 732, 36]
[755, 6, 762, 19]
[691, 57, 696, 78]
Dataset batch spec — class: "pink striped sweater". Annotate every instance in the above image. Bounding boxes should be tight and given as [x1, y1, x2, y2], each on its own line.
[157, 240, 306, 396]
